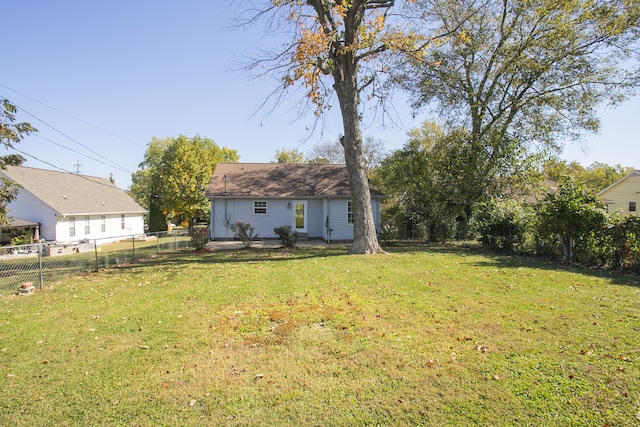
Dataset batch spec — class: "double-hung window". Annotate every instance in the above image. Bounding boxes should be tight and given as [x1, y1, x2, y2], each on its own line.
[253, 201, 268, 215]
[630, 202, 637, 213]
[69, 217, 76, 237]
[101, 216, 106, 233]
[347, 200, 354, 225]
[84, 216, 90, 235]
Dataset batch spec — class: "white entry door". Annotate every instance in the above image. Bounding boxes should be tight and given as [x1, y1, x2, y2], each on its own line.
[293, 200, 307, 233]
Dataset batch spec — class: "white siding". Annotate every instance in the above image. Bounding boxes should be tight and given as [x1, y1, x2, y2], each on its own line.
[6, 189, 59, 241]
[6, 188, 144, 243]
[52, 213, 144, 243]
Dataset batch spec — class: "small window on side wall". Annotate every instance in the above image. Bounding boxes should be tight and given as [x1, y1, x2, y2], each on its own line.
[630, 201, 637, 212]
[254, 201, 268, 215]
[347, 200, 353, 224]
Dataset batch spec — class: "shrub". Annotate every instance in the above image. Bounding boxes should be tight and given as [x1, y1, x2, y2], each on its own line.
[230, 221, 258, 247]
[473, 199, 534, 254]
[190, 227, 209, 250]
[274, 225, 298, 247]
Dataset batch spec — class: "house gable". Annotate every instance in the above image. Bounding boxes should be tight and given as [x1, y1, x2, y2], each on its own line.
[1, 165, 146, 216]
[598, 170, 640, 214]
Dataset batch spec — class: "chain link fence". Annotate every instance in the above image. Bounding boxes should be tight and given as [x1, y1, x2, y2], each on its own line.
[0, 231, 194, 296]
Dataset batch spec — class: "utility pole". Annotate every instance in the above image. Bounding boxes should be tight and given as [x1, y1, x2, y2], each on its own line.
[73, 160, 83, 174]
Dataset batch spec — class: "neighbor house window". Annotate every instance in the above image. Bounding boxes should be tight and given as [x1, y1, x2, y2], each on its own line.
[84, 216, 90, 235]
[101, 216, 106, 233]
[630, 202, 637, 212]
[69, 217, 76, 237]
[347, 200, 353, 224]
[121, 214, 125, 229]
[253, 201, 268, 215]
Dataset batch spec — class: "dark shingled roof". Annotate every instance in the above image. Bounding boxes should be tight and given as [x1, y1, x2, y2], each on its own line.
[206, 163, 384, 198]
[1, 166, 146, 216]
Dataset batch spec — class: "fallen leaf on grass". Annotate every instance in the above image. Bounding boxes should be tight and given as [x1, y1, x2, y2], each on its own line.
[254, 373, 265, 380]
[189, 399, 197, 407]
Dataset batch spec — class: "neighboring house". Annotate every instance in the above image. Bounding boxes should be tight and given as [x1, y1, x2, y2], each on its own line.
[205, 163, 385, 242]
[0, 166, 146, 244]
[598, 170, 640, 215]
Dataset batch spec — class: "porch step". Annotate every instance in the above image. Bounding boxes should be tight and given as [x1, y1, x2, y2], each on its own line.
[297, 233, 308, 242]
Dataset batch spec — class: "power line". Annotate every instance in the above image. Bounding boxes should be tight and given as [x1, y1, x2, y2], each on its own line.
[0, 94, 133, 174]
[0, 83, 145, 148]
[32, 134, 131, 173]
[9, 147, 127, 190]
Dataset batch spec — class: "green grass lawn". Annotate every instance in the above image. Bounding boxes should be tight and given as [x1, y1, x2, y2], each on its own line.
[1, 244, 638, 426]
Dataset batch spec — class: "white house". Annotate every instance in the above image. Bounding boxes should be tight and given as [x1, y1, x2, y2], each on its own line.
[1, 165, 146, 244]
[205, 163, 385, 242]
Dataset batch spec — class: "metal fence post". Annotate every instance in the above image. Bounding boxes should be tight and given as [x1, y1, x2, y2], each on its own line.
[173, 232, 177, 250]
[38, 243, 44, 289]
[156, 232, 160, 254]
[94, 239, 100, 272]
[131, 235, 136, 262]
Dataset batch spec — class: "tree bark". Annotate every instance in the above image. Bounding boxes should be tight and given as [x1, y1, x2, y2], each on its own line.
[332, 41, 384, 255]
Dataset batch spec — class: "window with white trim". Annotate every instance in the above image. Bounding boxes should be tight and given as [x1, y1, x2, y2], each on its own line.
[69, 217, 76, 237]
[84, 216, 90, 234]
[121, 214, 126, 229]
[101, 216, 106, 232]
[347, 200, 353, 224]
[253, 201, 268, 215]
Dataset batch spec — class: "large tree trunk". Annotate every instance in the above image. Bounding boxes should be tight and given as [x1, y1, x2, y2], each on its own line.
[333, 48, 384, 255]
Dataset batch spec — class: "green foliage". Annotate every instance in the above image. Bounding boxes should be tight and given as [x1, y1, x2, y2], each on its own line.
[374, 122, 489, 242]
[474, 199, 535, 254]
[130, 135, 239, 231]
[403, 0, 640, 195]
[274, 225, 299, 247]
[535, 176, 607, 264]
[0, 99, 34, 224]
[542, 159, 633, 192]
[190, 227, 209, 250]
[230, 221, 258, 247]
[271, 147, 306, 163]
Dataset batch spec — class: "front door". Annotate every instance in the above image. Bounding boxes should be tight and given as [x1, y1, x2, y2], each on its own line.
[293, 200, 307, 233]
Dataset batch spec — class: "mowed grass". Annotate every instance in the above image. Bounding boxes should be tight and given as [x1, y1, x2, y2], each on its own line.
[1, 244, 638, 426]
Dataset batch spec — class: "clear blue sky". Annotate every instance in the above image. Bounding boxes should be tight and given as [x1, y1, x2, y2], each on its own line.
[3, 1, 638, 189]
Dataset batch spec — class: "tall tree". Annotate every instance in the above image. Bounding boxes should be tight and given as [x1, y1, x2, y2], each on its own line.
[130, 137, 172, 232]
[403, 0, 639, 194]
[244, 1, 418, 254]
[130, 135, 239, 231]
[0, 99, 35, 225]
[374, 121, 483, 241]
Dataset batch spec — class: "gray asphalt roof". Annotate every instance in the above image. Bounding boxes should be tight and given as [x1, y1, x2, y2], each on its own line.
[206, 163, 384, 198]
[1, 166, 146, 216]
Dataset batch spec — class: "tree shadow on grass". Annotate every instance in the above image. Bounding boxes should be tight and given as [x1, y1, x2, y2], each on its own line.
[383, 241, 639, 288]
[119, 245, 352, 271]
[469, 252, 639, 288]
